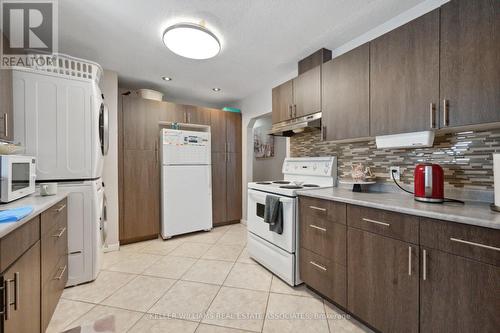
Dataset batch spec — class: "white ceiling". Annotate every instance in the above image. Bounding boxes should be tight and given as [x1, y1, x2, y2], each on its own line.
[59, 0, 426, 107]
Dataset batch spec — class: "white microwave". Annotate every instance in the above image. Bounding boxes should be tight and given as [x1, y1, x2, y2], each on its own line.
[0, 155, 36, 203]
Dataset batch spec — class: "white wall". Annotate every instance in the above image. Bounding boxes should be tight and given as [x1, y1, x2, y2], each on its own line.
[101, 70, 119, 251]
[235, 0, 448, 222]
[252, 115, 287, 182]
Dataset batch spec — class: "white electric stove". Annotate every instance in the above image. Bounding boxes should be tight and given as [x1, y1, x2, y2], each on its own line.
[247, 157, 337, 286]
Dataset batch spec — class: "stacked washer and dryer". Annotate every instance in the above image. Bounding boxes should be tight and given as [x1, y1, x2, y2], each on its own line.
[12, 54, 108, 286]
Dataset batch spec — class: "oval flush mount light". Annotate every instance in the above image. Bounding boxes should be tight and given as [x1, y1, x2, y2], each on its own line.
[163, 23, 221, 59]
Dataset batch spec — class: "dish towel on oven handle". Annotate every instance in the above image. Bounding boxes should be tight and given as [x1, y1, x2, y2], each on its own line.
[264, 195, 283, 234]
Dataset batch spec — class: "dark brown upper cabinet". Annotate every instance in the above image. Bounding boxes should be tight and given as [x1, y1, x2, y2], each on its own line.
[322, 44, 370, 141]
[293, 65, 321, 118]
[226, 111, 242, 153]
[272, 79, 294, 124]
[123, 96, 162, 150]
[370, 9, 440, 136]
[440, 0, 500, 128]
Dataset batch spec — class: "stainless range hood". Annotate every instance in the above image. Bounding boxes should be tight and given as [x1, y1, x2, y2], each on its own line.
[268, 112, 322, 137]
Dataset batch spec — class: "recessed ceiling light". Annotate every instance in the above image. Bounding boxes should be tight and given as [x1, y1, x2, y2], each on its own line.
[163, 23, 221, 60]
[212, 88, 221, 92]
[161, 76, 172, 81]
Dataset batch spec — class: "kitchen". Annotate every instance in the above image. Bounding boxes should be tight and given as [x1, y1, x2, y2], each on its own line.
[0, 0, 498, 332]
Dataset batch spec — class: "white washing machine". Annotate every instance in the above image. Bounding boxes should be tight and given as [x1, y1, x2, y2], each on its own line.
[12, 61, 108, 181]
[57, 179, 106, 286]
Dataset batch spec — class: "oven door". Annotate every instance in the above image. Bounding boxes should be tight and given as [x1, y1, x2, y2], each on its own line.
[0, 156, 36, 203]
[247, 189, 296, 253]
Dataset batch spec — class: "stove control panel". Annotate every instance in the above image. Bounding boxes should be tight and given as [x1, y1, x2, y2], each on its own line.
[282, 157, 336, 177]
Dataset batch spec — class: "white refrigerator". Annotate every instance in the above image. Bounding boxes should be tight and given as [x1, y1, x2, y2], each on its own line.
[161, 128, 213, 238]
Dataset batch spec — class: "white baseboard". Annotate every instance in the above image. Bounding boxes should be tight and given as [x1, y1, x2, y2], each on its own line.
[240, 219, 247, 225]
[103, 242, 120, 253]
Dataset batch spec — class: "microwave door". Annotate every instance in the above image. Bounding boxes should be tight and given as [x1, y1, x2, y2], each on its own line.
[11, 162, 31, 191]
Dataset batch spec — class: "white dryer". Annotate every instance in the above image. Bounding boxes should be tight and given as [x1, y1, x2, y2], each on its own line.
[12, 62, 108, 181]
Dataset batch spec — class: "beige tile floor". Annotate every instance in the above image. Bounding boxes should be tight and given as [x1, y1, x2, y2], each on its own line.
[47, 223, 373, 333]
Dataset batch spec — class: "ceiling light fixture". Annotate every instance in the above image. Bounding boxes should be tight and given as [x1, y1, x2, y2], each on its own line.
[212, 88, 221, 92]
[163, 23, 220, 60]
[161, 76, 172, 81]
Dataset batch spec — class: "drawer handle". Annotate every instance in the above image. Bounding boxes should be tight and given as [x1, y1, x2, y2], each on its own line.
[55, 204, 66, 213]
[450, 238, 500, 252]
[4, 278, 11, 320]
[309, 206, 327, 212]
[422, 249, 427, 281]
[309, 261, 327, 271]
[309, 224, 327, 232]
[54, 265, 67, 280]
[362, 218, 390, 227]
[408, 246, 412, 276]
[52, 227, 67, 238]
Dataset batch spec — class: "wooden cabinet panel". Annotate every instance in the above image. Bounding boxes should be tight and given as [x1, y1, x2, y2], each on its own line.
[440, 0, 500, 127]
[299, 196, 346, 225]
[211, 152, 227, 226]
[420, 247, 500, 333]
[322, 44, 369, 141]
[161, 101, 185, 123]
[0, 66, 13, 141]
[2, 242, 41, 333]
[188, 106, 211, 125]
[0, 216, 40, 272]
[370, 9, 439, 136]
[226, 152, 242, 222]
[420, 217, 500, 266]
[226, 111, 242, 153]
[122, 149, 160, 242]
[40, 199, 67, 237]
[347, 205, 419, 244]
[293, 66, 321, 118]
[123, 96, 162, 150]
[41, 255, 68, 332]
[210, 109, 227, 153]
[272, 80, 294, 124]
[300, 247, 346, 307]
[347, 228, 419, 333]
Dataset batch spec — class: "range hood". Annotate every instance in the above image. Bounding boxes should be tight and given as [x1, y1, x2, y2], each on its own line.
[376, 131, 435, 149]
[268, 112, 322, 137]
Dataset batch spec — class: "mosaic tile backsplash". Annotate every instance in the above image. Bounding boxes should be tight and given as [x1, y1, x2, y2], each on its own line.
[290, 128, 500, 190]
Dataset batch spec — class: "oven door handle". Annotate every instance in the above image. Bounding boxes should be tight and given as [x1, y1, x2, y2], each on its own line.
[248, 190, 295, 204]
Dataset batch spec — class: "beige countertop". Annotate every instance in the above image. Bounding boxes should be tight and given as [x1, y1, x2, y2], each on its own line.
[297, 187, 500, 230]
[0, 192, 68, 238]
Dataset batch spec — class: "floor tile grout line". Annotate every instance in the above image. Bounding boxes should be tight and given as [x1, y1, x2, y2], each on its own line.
[260, 276, 273, 333]
[323, 299, 333, 333]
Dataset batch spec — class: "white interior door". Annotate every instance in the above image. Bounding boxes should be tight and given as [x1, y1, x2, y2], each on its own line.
[162, 165, 212, 237]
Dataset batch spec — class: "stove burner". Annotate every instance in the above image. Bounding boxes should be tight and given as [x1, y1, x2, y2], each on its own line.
[280, 185, 303, 189]
[303, 184, 320, 187]
[256, 182, 272, 185]
[273, 181, 290, 184]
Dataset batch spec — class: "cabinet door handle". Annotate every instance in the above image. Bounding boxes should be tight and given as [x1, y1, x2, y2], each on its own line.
[293, 104, 297, 117]
[309, 224, 327, 232]
[52, 227, 67, 238]
[4, 278, 11, 320]
[408, 246, 412, 276]
[442, 99, 449, 127]
[288, 105, 292, 118]
[362, 218, 390, 227]
[450, 237, 500, 252]
[422, 249, 427, 281]
[55, 204, 66, 213]
[309, 261, 327, 271]
[309, 205, 326, 212]
[429, 103, 436, 129]
[54, 265, 67, 280]
[155, 140, 159, 162]
[322, 126, 327, 141]
[3, 113, 8, 138]
[13, 272, 19, 311]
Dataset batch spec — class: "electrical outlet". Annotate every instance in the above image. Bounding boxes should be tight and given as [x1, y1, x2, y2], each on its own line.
[390, 166, 401, 181]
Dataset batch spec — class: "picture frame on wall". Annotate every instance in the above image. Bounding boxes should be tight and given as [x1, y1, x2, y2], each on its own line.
[254, 126, 274, 159]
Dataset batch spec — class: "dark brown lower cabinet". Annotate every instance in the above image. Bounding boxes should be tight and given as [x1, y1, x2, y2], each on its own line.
[211, 152, 242, 226]
[212, 152, 227, 225]
[121, 149, 160, 243]
[420, 247, 500, 333]
[2, 242, 41, 333]
[347, 227, 419, 333]
[226, 152, 242, 222]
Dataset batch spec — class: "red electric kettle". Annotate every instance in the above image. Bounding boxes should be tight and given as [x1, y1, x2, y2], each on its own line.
[414, 163, 444, 203]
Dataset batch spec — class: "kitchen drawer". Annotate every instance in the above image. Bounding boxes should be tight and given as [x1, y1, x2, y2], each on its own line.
[41, 218, 68, 285]
[41, 198, 67, 237]
[0, 216, 40, 272]
[299, 214, 346, 265]
[299, 196, 346, 225]
[41, 254, 68, 331]
[299, 247, 346, 307]
[347, 205, 419, 244]
[420, 218, 500, 267]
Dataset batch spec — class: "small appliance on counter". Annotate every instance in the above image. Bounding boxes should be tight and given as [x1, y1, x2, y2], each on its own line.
[0, 155, 36, 203]
[492, 153, 500, 212]
[414, 163, 444, 203]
